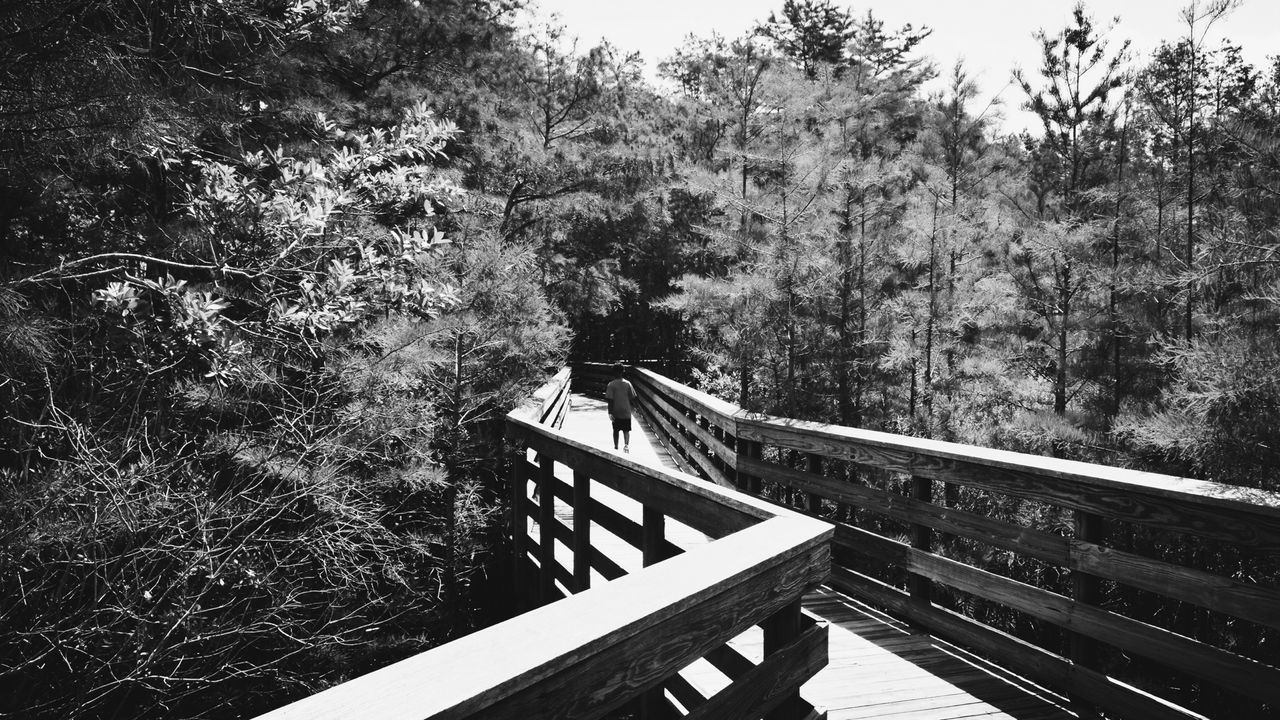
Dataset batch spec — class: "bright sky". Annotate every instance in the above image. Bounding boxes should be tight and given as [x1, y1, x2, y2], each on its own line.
[528, 0, 1279, 133]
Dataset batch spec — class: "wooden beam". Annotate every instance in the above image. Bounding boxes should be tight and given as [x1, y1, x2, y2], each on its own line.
[638, 390, 735, 488]
[828, 567, 1206, 720]
[908, 476, 932, 606]
[738, 451, 1280, 630]
[639, 380, 736, 466]
[257, 516, 829, 720]
[633, 368, 738, 433]
[511, 456, 529, 612]
[834, 525, 1280, 706]
[734, 414, 1280, 549]
[538, 455, 556, 605]
[508, 416, 769, 538]
[685, 621, 827, 720]
[573, 469, 591, 593]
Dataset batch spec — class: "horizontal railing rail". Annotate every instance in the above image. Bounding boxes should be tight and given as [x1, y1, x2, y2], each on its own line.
[616, 364, 1280, 720]
[254, 368, 834, 720]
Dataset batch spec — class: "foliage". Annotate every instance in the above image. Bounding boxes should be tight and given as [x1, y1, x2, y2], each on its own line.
[0, 4, 566, 717]
[6, 0, 1280, 717]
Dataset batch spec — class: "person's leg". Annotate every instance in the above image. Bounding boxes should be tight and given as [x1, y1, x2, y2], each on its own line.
[623, 429, 631, 452]
[612, 424, 619, 449]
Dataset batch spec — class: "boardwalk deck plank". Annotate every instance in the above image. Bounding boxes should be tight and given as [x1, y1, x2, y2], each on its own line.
[551, 393, 1078, 720]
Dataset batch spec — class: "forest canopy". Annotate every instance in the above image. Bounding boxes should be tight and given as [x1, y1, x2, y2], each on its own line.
[2, 0, 1279, 718]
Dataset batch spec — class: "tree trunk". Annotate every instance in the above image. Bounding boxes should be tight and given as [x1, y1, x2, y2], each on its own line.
[837, 193, 854, 425]
[1110, 109, 1130, 420]
[1055, 263, 1070, 416]
[924, 194, 938, 426]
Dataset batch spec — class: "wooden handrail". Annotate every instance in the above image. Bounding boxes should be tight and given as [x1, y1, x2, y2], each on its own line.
[610, 364, 1280, 720]
[254, 367, 834, 720]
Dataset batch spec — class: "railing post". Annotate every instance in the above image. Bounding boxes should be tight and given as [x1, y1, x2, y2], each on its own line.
[805, 453, 823, 516]
[730, 421, 746, 492]
[1069, 510, 1107, 718]
[511, 453, 528, 611]
[538, 455, 556, 605]
[641, 505, 668, 720]
[746, 440, 763, 496]
[763, 598, 807, 720]
[572, 469, 591, 593]
[712, 421, 727, 479]
[908, 476, 933, 606]
[1071, 511, 1106, 664]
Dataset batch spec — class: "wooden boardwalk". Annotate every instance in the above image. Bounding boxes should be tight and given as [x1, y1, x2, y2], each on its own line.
[553, 394, 1079, 720]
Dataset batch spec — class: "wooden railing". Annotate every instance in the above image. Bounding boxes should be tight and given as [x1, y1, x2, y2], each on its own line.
[253, 368, 834, 720]
[587, 363, 1280, 720]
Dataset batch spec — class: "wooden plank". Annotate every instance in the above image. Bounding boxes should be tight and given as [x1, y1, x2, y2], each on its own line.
[488, 523, 831, 720]
[703, 642, 755, 681]
[633, 367, 738, 433]
[639, 390, 735, 488]
[684, 622, 828, 720]
[827, 567, 1206, 720]
[908, 476, 932, 605]
[664, 672, 708, 715]
[734, 414, 1280, 549]
[633, 402, 701, 476]
[1071, 510, 1105, 673]
[741, 452, 1280, 630]
[551, 383, 572, 429]
[508, 415, 772, 538]
[805, 454, 823, 516]
[744, 440, 763, 496]
[520, 499, 627, 583]
[572, 363, 613, 394]
[538, 456, 556, 605]
[639, 380, 736, 466]
[259, 516, 829, 720]
[573, 469, 591, 592]
[510, 367, 571, 425]
[763, 599, 806, 720]
[834, 525, 1280, 706]
[511, 458, 529, 612]
[550, 556, 574, 593]
[541, 473, 682, 560]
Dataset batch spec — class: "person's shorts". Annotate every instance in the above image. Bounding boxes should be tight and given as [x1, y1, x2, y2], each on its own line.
[611, 416, 632, 432]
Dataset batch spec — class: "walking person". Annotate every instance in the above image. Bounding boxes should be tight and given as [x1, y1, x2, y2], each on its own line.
[605, 364, 637, 453]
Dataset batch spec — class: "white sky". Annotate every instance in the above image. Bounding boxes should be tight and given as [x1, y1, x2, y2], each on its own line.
[527, 0, 1279, 133]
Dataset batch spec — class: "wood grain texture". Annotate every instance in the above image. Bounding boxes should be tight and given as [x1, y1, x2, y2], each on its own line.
[638, 391, 735, 488]
[684, 622, 828, 720]
[539, 472, 683, 561]
[573, 469, 591, 592]
[624, 369, 1270, 718]
[485, 535, 831, 719]
[833, 523, 1280, 703]
[501, 366, 1280, 720]
[509, 416, 764, 538]
[637, 380, 736, 466]
[826, 568, 1204, 720]
[538, 455, 556, 605]
[739, 453, 1280, 630]
[633, 367, 738, 433]
[734, 414, 1280, 549]
[528, 385, 1121, 720]
[258, 517, 829, 720]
